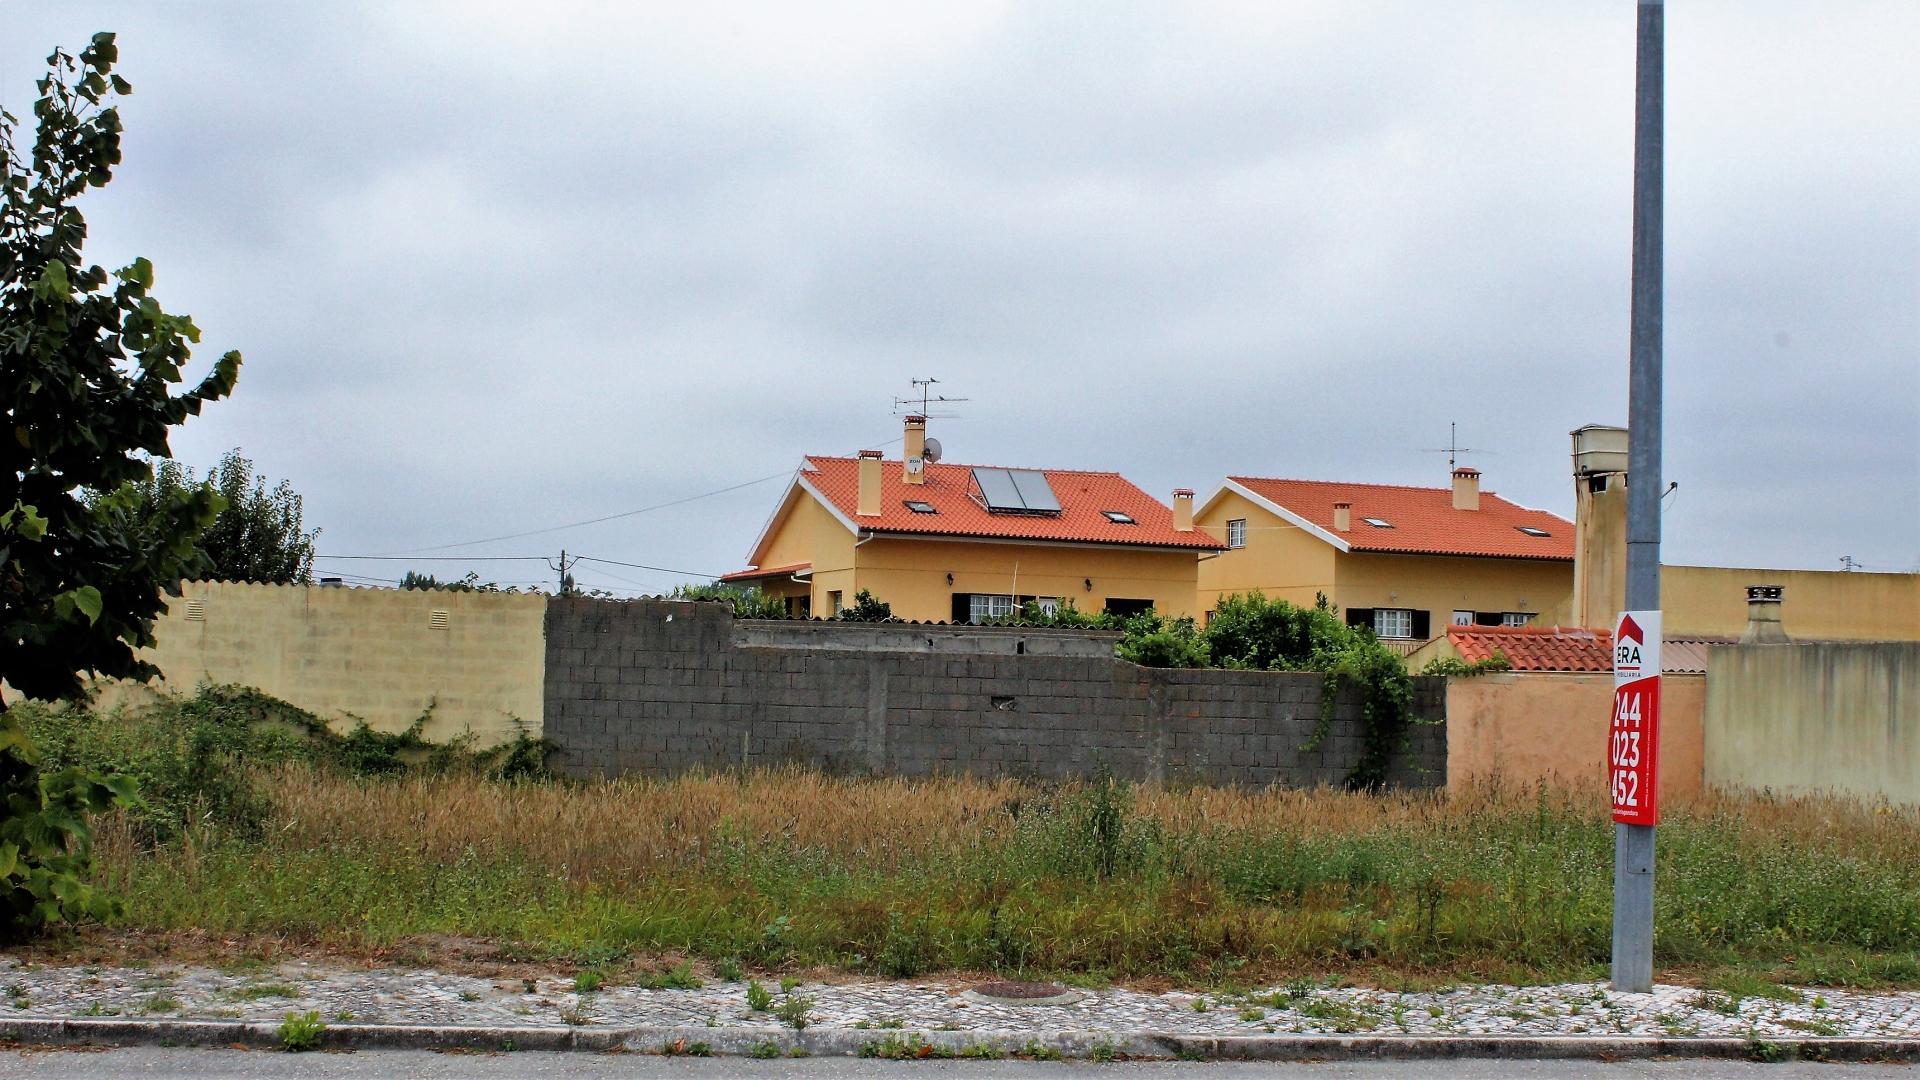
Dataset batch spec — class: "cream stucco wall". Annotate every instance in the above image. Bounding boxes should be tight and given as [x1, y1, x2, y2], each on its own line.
[1333, 552, 1573, 630]
[1661, 566, 1918, 641]
[1705, 642, 1919, 805]
[851, 536, 1204, 622]
[1446, 672, 1705, 799]
[1195, 490, 1339, 613]
[1195, 490, 1572, 632]
[97, 580, 548, 743]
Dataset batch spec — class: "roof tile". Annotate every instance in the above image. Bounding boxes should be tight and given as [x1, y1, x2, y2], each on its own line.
[1232, 476, 1573, 560]
[805, 456, 1224, 550]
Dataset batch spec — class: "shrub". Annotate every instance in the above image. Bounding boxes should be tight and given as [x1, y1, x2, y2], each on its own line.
[834, 589, 894, 622]
[669, 583, 788, 619]
[1115, 613, 1208, 668]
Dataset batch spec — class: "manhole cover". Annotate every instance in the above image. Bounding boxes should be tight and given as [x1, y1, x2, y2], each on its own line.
[965, 981, 1086, 1007]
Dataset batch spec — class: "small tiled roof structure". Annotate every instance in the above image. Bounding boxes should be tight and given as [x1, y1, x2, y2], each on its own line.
[796, 456, 1224, 550]
[1228, 476, 1573, 560]
[718, 562, 809, 583]
[1447, 624, 1722, 674]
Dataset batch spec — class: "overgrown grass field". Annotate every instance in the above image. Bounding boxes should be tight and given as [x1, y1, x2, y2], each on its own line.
[26, 689, 1920, 990]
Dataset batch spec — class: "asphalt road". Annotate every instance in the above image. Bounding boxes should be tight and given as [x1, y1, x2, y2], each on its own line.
[3, 1048, 1913, 1078]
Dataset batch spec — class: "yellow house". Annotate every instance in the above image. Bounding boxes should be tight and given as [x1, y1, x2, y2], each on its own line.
[1545, 424, 1920, 640]
[721, 417, 1223, 622]
[1193, 469, 1575, 651]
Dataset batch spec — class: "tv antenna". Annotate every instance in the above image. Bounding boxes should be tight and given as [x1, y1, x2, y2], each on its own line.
[894, 377, 968, 420]
[1419, 422, 1485, 469]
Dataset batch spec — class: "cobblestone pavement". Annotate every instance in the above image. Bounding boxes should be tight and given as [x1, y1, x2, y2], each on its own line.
[1, 957, 1914, 1041]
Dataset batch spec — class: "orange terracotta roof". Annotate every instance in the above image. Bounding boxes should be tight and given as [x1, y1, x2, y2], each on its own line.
[802, 456, 1224, 549]
[1448, 625, 1721, 674]
[1231, 476, 1573, 560]
[1450, 625, 1613, 672]
[719, 562, 810, 583]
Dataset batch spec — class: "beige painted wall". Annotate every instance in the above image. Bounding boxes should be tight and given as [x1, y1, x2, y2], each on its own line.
[1195, 490, 1339, 613]
[852, 536, 1204, 621]
[1446, 672, 1705, 799]
[1663, 567, 1918, 641]
[1334, 552, 1572, 629]
[102, 580, 547, 743]
[1705, 642, 1919, 805]
[1195, 490, 1573, 632]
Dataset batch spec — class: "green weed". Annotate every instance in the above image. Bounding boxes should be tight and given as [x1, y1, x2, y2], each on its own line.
[278, 1011, 325, 1052]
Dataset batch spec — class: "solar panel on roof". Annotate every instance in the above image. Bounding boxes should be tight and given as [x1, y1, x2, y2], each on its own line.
[973, 468, 1027, 511]
[1007, 469, 1060, 512]
[972, 467, 1062, 515]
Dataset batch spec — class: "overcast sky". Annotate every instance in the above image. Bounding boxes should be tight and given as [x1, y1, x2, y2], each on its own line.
[6, 2, 1916, 593]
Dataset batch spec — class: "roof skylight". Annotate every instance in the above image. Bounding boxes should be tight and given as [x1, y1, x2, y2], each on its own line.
[1101, 510, 1136, 524]
[905, 500, 937, 514]
[1362, 517, 1394, 528]
[1515, 525, 1552, 537]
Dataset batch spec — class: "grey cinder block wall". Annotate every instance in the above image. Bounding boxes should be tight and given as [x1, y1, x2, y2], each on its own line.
[543, 598, 1445, 787]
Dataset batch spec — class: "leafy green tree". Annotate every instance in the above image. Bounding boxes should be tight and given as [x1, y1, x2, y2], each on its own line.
[399, 570, 506, 593]
[834, 588, 895, 622]
[670, 582, 789, 619]
[1, 33, 238, 937]
[130, 449, 317, 583]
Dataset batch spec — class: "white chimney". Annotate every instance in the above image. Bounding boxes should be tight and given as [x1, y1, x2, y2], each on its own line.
[1333, 501, 1351, 532]
[1452, 467, 1481, 511]
[1171, 488, 1194, 532]
[903, 415, 926, 486]
[857, 450, 883, 516]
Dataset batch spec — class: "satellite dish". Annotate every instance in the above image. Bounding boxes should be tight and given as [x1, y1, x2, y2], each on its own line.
[921, 437, 942, 463]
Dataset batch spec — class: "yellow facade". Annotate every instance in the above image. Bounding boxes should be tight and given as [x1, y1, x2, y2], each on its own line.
[746, 491, 1205, 622]
[1194, 490, 1571, 635]
[86, 580, 547, 743]
[1539, 455, 1920, 640]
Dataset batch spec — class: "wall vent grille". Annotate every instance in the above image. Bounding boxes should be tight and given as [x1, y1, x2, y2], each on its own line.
[184, 599, 207, 622]
[429, 610, 450, 630]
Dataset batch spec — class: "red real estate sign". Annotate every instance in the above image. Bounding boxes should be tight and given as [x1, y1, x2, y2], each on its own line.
[1609, 610, 1662, 825]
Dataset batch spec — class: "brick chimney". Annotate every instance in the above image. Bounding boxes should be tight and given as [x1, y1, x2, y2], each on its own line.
[1333, 500, 1351, 532]
[903, 415, 926, 486]
[1452, 467, 1481, 511]
[857, 450, 883, 516]
[1171, 488, 1194, 532]
[1739, 585, 1789, 644]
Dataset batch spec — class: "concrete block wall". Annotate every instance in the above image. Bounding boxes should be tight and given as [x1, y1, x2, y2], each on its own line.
[545, 598, 1446, 787]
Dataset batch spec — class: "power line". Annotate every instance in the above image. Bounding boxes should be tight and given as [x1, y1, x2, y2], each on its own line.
[574, 555, 725, 578]
[314, 555, 553, 562]
[374, 431, 906, 556]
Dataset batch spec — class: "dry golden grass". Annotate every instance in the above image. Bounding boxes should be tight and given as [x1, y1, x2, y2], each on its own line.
[219, 765, 1920, 885]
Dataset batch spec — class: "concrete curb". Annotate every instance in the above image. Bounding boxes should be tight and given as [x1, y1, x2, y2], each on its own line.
[1, 1018, 1915, 1063]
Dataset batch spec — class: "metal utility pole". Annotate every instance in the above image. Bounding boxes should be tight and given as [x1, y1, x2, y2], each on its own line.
[1613, 0, 1663, 995]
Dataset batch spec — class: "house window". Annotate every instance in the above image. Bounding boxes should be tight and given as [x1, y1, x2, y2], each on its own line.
[1502, 612, 1535, 627]
[787, 595, 812, 619]
[967, 594, 1016, 622]
[1104, 598, 1154, 618]
[1452, 610, 1475, 626]
[1374, 608, 1414, 639]
[1227, 519, 1247, 548]
[828, 590, 843, 615]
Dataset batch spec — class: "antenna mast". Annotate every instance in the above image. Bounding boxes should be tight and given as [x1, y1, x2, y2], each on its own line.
[1419, 422, 1484, 470]
[894, 377, 968, 420]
